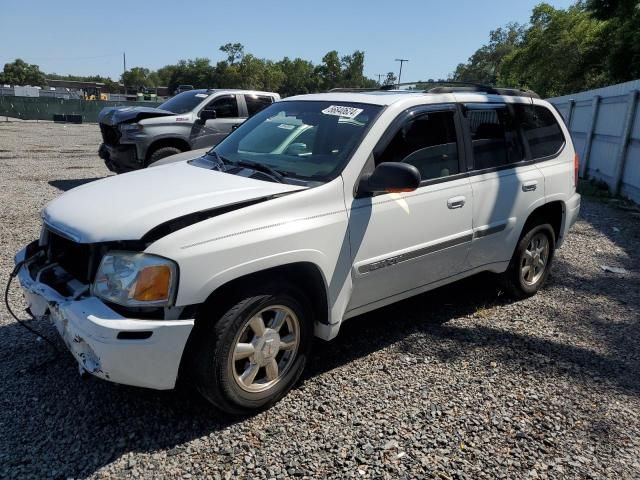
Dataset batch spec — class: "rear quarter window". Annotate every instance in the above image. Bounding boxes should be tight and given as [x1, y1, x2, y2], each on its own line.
[245, 95, 274, 116]
[515, 105, 565, 159]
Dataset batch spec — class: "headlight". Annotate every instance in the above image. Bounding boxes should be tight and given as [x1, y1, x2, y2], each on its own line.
[119, 123, 143, 133]
[92, 251, 178, 307]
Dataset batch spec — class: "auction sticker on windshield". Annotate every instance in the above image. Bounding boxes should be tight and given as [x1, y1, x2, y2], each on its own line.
[321, 105, 364, 119]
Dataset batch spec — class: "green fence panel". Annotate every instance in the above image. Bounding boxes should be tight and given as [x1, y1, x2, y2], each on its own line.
[0, 96, 162, 123]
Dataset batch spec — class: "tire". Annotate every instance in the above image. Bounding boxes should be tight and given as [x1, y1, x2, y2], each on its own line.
[148, 146, 182, 164]
[188, 283, 313, 415]
[501, 223, 556, 299]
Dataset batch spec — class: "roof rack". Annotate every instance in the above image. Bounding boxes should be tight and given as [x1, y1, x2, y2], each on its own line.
[328, 87, 380, 93]
[377, 81, 482, 91]
[329, 81, 540, 99]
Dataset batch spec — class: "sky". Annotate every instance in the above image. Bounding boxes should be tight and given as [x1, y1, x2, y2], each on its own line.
[0, 0, 576, 82]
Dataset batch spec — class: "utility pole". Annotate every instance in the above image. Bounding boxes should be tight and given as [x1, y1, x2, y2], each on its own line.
[123, 52, 127, 95]
[376, 73, 384, 85]
[395, 58, 409, 88]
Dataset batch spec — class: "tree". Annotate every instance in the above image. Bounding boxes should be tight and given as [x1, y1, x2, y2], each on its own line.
[0, 59, 46, 86]
[451, 3, 616, 97]
[498, 3, 609, 97]
[317, 50, 342, 90]
[452, 24, 525, 85]
[166, 58, 215, 92]
[4, 44, 382, 97]
[341, 50, 365, 87]
[233, 54, 285, 91]
[121, 67, 153, 91]
[586, 0, 640, 82]
[383, 72, 397, 86]
[277, 57, 319, 97]
[314, 50, 377, 90]
[155, 65, 178, 86]
[219, 43, 245, 65]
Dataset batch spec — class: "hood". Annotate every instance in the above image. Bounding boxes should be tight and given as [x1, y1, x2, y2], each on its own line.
[43, 162, 304, 243]
[98, 105, 176, 125]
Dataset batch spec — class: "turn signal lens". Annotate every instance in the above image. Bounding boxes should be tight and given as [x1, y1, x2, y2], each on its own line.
[574, 153, 580, 189]
[92, 251, 177, 307]
[385, 187, 416, 193]
[133, 265, 172, 302]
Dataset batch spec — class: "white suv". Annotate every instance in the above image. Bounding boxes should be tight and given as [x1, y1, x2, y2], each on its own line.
[13, 85, 581, 414]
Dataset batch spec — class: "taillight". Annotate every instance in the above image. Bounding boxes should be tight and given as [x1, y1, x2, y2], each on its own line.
[574, 153, 580, 189]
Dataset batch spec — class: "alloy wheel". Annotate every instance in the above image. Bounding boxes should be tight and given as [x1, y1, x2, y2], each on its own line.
[520, 232, 550, 285]
[229, 305, 300, 393]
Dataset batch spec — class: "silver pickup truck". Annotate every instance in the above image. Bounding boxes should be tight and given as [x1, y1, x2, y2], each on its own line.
[98, 89, 280, 173]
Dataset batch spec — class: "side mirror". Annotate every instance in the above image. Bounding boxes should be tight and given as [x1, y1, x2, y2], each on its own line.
[357, 162, 421, 196]
[284, 142, 307, 155]
[199, 109, 217, 121]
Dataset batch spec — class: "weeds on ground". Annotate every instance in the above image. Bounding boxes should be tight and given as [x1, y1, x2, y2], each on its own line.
[578, 178, 639, 213]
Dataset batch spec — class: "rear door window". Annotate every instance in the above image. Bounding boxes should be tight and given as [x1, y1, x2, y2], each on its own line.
[466, 105, 525, 170]
[245, 95, 275, 116]
[514, 105, 565, 158]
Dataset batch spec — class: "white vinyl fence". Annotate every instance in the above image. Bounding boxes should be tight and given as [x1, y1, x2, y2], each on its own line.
[549, 79, 640, 203]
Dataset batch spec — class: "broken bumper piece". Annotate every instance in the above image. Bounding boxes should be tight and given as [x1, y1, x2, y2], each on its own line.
[15, 248, 194, 390]
[99, 143, 140, 173]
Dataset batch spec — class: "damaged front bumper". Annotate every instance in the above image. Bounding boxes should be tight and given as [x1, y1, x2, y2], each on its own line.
[99, 143, 141, 173]
[15, 247, 194, 390]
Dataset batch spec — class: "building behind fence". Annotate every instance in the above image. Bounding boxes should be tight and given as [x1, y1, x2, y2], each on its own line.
[549, 79, 640, 203]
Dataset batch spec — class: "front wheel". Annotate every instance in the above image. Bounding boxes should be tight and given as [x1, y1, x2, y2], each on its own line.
[189, 284, 312, 415]
[501, 223, 556, 299]
[148, 146, 182, 164]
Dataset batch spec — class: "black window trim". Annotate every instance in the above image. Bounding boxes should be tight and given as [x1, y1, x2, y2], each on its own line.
[460, 102, 567, 177]
[368, 103, 469, 189]
[355, 101, 567, 199]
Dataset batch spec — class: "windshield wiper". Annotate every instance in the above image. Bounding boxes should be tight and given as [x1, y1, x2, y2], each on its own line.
[204, 151, 287, 184]
[204, 150, 228, 171]
[232, 159, 287, 184]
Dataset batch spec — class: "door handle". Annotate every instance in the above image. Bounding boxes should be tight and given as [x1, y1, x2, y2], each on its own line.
[522, 181, 538, 192]
[447, 196, 466, 209]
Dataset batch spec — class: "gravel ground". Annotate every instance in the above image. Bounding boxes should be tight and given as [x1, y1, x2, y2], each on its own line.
[1, 122, 639, 479]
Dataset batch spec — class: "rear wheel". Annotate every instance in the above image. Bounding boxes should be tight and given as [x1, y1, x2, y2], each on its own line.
[148, 146, 182, 164]
[189, 283, 312, 415]
[501, 223, 555, 299]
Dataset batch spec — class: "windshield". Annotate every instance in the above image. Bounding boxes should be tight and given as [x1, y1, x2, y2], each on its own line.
[158, 90, 208, 114]
[213, 100, 381, 183]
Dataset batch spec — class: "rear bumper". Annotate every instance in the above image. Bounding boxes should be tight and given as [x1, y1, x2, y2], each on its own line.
[15, 248, 194, 390]
[559, 193, 581, 248]
[99, 143, 141, 173]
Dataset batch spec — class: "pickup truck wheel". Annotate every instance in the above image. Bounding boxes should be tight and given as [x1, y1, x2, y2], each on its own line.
[148, 146, 182, 164]
[501, 223, 555, 299]
[191, 284, 312, 415]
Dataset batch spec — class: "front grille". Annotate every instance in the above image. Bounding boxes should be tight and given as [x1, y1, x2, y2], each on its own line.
[46, 230, 99, 284]
[100, 123, 121, 145]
